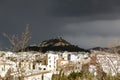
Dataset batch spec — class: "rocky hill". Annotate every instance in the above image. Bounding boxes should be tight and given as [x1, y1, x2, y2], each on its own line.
[90, 47, 109, 51]
[90, 46, 120, 54]
[20, 37, 89, 53]
[39, 37, 70, 47]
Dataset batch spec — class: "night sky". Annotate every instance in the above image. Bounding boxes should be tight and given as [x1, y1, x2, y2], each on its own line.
[1, 0, 120, 49]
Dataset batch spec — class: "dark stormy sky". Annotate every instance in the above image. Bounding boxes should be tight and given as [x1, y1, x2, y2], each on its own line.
[1, 0, 120, 49]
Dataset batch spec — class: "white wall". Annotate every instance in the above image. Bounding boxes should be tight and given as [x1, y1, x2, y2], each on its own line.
[24, 72, 53, 80]
[47, 53, 59, 72]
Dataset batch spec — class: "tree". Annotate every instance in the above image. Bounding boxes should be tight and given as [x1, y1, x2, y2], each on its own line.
[3, 24, 31, 51]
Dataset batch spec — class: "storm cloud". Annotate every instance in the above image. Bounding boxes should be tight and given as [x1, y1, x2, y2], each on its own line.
[1, 0, 120, 49]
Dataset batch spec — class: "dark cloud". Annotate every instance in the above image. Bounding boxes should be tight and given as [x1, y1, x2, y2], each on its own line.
[0, 0, 120, 49]
[52, 0, 120, 16]
[62, 19, 120, 48]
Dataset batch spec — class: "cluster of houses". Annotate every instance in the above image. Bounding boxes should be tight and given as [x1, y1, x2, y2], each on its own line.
[0, 50, 120, 80]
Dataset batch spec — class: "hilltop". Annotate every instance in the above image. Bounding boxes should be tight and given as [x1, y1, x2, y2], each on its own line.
[90, 46, 120, 54]
[19, 37, 89, 53]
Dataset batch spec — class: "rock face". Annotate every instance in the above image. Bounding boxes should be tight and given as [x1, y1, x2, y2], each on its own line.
[39, 37, 70, 47]
[19, 37, 89, 53]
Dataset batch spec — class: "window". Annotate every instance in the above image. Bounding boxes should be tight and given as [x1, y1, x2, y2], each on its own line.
[33, 64, 35, 69]
[43, 68, 46, 70]
[48, 56, 51, 59]
[39, 68, 42, 70]
[49, 60, 51, 63]
[2, 67, 4, 71]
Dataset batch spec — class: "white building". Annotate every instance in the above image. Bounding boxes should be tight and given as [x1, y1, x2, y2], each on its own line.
[46, 51, 59, 73]
[96, 53, 120, 75]
[0, 60, 17, 78]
